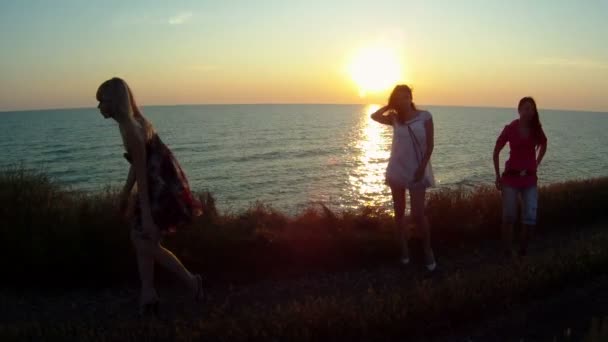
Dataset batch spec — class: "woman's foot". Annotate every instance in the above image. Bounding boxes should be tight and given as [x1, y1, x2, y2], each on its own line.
[192, 274, 204, 301]
[424, 248, 437, 272]
[400, 239, 410, 265]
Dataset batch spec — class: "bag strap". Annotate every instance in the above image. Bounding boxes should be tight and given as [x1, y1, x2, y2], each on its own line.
[406, 124, 423, 163]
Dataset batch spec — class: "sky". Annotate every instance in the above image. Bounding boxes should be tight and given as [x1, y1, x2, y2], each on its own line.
[1, 0, 607, 112]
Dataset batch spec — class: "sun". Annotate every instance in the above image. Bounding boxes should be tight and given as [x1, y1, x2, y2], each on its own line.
[348, 45, 404, 97]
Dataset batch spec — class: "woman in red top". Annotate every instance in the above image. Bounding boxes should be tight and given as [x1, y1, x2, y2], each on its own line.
[493, 97, 548, 257]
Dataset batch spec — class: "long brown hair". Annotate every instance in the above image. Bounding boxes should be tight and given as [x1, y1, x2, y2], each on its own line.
[388, 85, 418, 124]
[518, 96, 545, 146]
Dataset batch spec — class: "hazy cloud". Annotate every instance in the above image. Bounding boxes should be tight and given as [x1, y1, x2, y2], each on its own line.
[187, 65, 219, 72]
[168, 12, 193, 25]
[536, 58, 608, 70]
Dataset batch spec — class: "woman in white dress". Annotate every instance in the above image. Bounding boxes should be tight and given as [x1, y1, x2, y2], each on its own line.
[370, 85, 437, 272]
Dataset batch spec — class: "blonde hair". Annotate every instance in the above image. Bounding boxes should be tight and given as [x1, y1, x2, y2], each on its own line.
[96, 78, 155, 146]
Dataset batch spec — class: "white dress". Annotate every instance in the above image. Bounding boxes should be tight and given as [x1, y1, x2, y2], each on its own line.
[385, 110, 436, 189]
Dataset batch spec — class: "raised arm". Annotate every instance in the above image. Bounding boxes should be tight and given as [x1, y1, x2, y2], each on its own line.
[370, 105, 393, 125]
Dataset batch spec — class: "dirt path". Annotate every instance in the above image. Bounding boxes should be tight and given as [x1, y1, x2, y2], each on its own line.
[1, 224, 606, 341]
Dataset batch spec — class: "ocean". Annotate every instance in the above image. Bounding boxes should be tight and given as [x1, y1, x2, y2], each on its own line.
[1, 104, 607, 213]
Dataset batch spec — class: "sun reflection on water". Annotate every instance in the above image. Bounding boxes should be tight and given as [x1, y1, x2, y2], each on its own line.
[347, 104, 393, 208]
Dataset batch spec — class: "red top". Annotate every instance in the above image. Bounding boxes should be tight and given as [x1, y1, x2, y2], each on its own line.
[496, 119, 547, 188]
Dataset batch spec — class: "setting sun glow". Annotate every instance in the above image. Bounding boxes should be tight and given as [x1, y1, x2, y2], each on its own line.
[348, 45, 404, 97]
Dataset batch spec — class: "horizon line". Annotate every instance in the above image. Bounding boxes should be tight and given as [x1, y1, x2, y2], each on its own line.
[1, 102, 606, 114]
